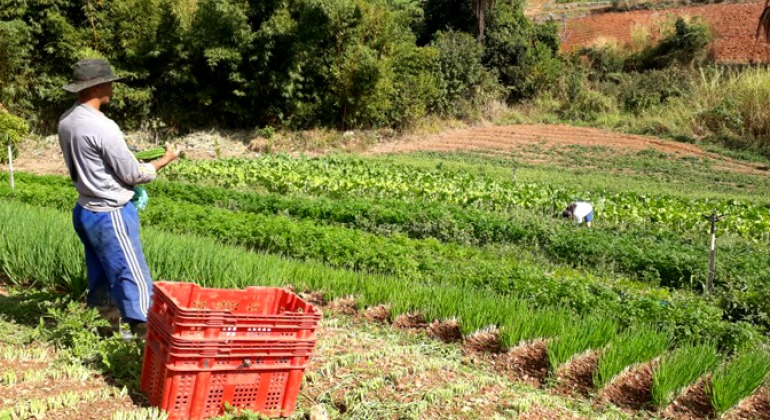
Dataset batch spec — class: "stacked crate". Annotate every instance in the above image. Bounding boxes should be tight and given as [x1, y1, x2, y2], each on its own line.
[140, 282, 322, 419]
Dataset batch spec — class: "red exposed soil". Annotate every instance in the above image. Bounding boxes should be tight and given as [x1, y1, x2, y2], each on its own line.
[598, 362, 656, 411]
[0, 380, 104, 406]
[371, 124, 766, 174]
[554, 352, 599, 397]
[517, 406, 588, 419]
[463, 328, 503, 354]
[724, 387, 770, 420]
[392, 312, 428, 330]
[662, 378, 715, 420]
[561, 1, 770, 63]
[486, 340, 551, 386]
[374, 124, 706, 155]
[363, 304, 391, 323]
[326, 296, 358, 315]
[0, 360, 49, 381]
[427, 319, 463, 343]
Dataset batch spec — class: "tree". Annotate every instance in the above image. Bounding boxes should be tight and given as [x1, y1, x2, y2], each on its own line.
[473, 0, 495, 40]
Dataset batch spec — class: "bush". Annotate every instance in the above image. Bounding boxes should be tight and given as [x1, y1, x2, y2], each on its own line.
[483, 3, 562, 100]
[693, 68, 770, 154]
[611, 68, 693, 114]
[431, 30, 500, 119]
[0, 0, 502, 131]
[0, 110, 29, 163]
[559, 89, 617, 122]
[0, 19, 33, 114]
[630, 17, 711, 71]
[579, 43, 626, 76]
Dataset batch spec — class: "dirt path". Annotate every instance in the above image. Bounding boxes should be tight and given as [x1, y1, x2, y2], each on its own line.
[4, 124, 767, 177]
[525, 0, 557, 17]
[370, 123, 768, 174]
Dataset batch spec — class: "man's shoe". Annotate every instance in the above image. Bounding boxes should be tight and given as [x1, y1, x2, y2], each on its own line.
[95, 304, 122, 338]
[129, 322, 148, 340]
[118, 321, 147, 342]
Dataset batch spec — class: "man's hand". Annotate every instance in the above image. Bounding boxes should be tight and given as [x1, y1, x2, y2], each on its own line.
[163, 142, 181, 162]
[151, 142, 181, 172]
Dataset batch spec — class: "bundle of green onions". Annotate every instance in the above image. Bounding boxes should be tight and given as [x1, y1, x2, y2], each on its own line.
[131, 147, 165, 211]
[134, 147, 166, 162]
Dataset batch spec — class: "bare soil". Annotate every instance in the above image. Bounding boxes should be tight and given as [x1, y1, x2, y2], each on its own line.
[724, 387, 770, 420]
[598, 362, 656, 411]
[485, 340, 551, 387]
[561, 1, 770, 64]
[7, 123, 766, 178]
[0, 379, 104, 406]
[363, 304, 391, 323]
[0, 360, 49, 381]
[393, 312, 428, 330]
[662, 378, 715, 419]
[427, 319, 463, 343]
[44, 398, 137, 420]
[554, 352, 599, 397]
[370, 124, 766, 175]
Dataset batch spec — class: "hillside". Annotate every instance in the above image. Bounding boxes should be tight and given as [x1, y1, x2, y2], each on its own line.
[558, 1, 770, 63]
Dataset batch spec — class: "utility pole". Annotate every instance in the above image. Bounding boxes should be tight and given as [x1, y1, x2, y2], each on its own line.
[702, 210, 726, 295]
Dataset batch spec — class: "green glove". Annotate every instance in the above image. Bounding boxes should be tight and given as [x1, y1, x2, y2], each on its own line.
[131, 186, 149, 211]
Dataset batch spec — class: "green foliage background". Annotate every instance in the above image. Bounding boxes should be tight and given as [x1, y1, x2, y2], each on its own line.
[0, 0, 558, 131]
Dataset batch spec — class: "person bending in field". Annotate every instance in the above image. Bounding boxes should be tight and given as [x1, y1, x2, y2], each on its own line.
[57, 59, 180, 340]
[562, 201, 594, 228]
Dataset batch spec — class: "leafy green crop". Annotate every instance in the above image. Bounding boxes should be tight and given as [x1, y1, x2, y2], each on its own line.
[163, 155, 770, 242]
[0, 198, 762, 350]
[2, 174, 767, 349]
[133, 147, 165, 162]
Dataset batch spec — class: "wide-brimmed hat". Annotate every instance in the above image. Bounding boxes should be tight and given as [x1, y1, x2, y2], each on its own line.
[62, 59, 125, 93]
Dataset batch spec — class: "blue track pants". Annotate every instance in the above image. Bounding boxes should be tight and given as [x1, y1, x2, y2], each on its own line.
[73, 201, 153, 323]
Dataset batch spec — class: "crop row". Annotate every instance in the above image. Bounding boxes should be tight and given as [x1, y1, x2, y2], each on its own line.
[0, 178, 759, 347]
[162, 155, 770, 241]
[13, 174, 764, 290]
[5, 173, 770, 337]
[1, 200, 768, 416]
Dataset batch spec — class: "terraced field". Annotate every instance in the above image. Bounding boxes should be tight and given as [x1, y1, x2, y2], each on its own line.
[560, 1, 770, 63]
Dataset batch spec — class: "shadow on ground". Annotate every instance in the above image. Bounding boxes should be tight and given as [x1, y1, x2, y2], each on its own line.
[0, 281, 149, 405]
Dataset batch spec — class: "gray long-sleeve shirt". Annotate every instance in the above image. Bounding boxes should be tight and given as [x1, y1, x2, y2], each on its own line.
[58, 103, 157, 212]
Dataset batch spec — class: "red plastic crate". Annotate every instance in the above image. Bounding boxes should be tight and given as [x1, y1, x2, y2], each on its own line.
[146, 316, 317, 354]
[141, 328, 313, 419]
[140, 282, 323, 419]
[150, 282, 321, 340]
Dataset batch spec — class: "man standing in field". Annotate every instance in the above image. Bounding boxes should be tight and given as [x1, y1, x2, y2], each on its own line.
[57, 59, 179, 339]
[562, 200, 594, 228]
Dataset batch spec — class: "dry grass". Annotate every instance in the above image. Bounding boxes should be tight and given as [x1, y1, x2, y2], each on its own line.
[392, 312, 427, 330]
[464, 326, 503, 354]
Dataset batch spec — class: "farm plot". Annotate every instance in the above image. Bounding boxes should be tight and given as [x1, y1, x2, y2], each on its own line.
[156, 155, 770, 241]
[561, 1, 770, 63]
[0, 205, 768, 418]
[4, 172, 769, 348]
[2, 147, 770, 417]
[0, 290, 614, 419]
